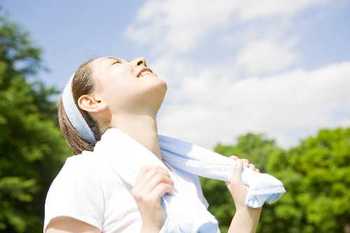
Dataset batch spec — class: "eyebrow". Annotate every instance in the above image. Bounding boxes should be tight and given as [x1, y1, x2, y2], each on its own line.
[105, 56, 119, 61]
[104, 56, 123, 65]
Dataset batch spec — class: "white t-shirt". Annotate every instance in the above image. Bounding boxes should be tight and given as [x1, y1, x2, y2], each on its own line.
[43, 150, 209, 233]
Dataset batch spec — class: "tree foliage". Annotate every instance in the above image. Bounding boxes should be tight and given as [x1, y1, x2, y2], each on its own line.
[1, 7, 349, 233]
[202, 129, 350, 233]
[0, 13, 70, 233]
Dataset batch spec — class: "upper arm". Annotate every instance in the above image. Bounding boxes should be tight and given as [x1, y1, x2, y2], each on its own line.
[45, 216, 101, 233]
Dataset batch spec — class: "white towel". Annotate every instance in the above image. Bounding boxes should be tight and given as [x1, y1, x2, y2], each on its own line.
[93, 127, 286, 232]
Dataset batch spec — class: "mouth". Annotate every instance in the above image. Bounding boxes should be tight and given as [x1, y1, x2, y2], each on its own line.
[137, 68, 154, 78]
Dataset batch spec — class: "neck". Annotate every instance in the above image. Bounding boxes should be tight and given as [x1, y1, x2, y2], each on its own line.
[109, 112, 162, 160]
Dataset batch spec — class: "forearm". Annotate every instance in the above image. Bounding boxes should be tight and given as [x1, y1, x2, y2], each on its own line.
[228, 208, 262, 233]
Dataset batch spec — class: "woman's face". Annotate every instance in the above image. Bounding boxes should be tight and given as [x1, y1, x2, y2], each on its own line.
[89, 56, 167, 116]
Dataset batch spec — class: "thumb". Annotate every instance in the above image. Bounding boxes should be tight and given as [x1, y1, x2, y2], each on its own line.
[226, 156, 243, 186]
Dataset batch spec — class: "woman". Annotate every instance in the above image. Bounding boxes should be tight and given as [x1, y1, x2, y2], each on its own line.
[44, 56, 262, 233]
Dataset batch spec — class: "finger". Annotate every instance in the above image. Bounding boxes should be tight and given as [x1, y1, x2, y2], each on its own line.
[143, 167, 174, 192]
[135, 165, 153, 185]
[242, 159, 249, 167]
[141, 165, 171, 183]
[149, 166, 171, 179]
[144, 172, 174, 194]
[248, 163, 255, 169]
[155, 165, 172, 177]
[135, 165, 171, 192]
[138, 165, 153, 176]
[230, 159, 243, 184]
[245, 160, 256, 170]
[151, 183, 175, 200]
[229, 155, 239, 160]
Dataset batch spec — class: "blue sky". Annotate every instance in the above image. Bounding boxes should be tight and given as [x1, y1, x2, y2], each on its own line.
[2, 0, 144, 87]
[3, 0, 350, 148]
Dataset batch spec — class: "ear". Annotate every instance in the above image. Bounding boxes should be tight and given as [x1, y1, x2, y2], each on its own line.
[77, 94, 108, 113]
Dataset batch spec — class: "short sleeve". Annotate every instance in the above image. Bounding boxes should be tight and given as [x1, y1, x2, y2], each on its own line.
[43, 155, 104, 232]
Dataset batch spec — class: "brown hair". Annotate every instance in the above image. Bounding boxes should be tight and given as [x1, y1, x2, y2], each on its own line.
[57, 57, 104, 154]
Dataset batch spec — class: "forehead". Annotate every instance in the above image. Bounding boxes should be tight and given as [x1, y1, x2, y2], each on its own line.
[93, 56, 118, 65]
[90, 56, 119, 73]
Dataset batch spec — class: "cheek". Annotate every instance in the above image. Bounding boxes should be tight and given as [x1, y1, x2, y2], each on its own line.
[101, 69, 130, 90]
[101, 74, 140, 104]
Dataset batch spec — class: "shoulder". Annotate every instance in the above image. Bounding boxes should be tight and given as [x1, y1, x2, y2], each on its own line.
[60, 150, 101, 175]
[44, 151, 105, 232]
[45, 150, 104, 203]
[50, 150, 103, 187]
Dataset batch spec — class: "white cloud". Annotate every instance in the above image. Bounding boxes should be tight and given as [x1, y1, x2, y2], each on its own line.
[125, 0, 347, 150]
[158, 62, 350, 148]
[236, 39, 298, 76]
[236, 0, 330, 20]
[126, 0, 329, 54]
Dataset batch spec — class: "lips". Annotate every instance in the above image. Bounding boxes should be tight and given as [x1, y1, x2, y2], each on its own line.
[137, 68, 153, 78]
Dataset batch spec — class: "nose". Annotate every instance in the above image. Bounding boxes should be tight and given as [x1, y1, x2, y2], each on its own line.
[131, 57, 148, 68]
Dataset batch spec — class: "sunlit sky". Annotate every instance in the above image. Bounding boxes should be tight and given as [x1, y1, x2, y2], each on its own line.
[3, 0, 350, 148]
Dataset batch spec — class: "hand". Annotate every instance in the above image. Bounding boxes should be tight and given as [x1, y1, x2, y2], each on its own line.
[225, 155, 262, 212]
[131, 165, 175, 232]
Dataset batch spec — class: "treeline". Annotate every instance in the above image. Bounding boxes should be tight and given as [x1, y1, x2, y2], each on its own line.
[0, 10, 349, 233]
[203, 129, 350, 233]
[0, 12, 70, 233]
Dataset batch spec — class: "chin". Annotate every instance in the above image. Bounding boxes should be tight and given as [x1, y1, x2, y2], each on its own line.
[155, 78, 167, 100]
[139, 79, 167, 110]
[143, 74, 167, 92]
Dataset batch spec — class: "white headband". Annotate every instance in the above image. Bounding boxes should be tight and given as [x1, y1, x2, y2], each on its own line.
[62, 73, 97, 144]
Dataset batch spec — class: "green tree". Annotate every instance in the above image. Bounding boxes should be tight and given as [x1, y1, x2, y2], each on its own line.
[258, 128, 350, 233]
[203, 128, 350, 233]
[0, 13, 70, 232]
[284, 128, 350, 233]
[201, 133, 285, 233]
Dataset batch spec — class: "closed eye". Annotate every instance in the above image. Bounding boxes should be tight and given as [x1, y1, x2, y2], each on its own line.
[112, 59, 122, 65]
[107, 56, 123, 66]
